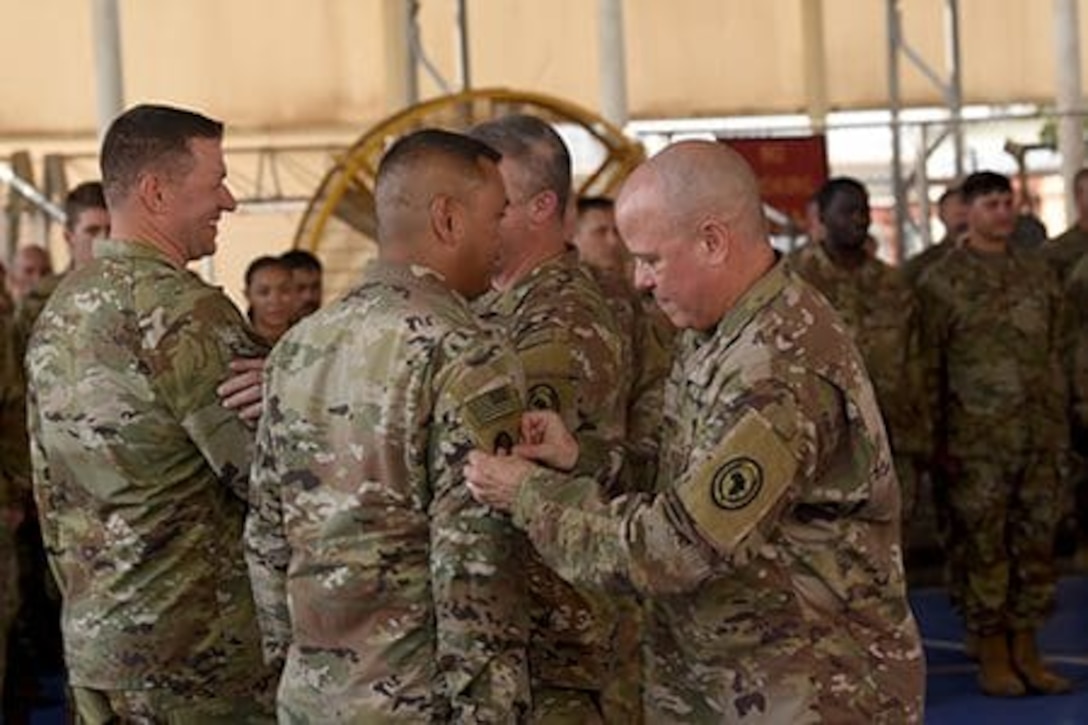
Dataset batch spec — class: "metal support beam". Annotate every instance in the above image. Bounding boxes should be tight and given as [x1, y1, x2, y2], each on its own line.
[456, 0, 472, 91]
[598, 0, 629, 128]
[91, 0, 125, 139]
[1055, 0, 1084, 223]
[801, 0, 828, 132]
[382, 0, 418, 112]
[886, 0, 964, 257]
[886, 0, 906, 262]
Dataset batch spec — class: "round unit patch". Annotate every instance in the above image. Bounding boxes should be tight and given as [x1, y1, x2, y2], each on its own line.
[528, 383, 561, 412]
[493, 431, 514, 453]
[711, 457, 763, 510]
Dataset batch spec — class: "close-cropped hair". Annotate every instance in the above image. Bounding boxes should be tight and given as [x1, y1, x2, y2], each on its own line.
[815, 177, 867, 214]
[961, 171, 1012, 203]
[100, 104, 224, 206]
[577, 196, 614, 215]
[244, 255, 291, 290]
[469, 114, 572, 212]
[280, 249, 322, 272]
[63, 181, 107, 231]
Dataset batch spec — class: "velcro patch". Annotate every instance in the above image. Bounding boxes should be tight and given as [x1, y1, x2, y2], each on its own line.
[463, 383, 523, 452]
[677, 409, 798, 556]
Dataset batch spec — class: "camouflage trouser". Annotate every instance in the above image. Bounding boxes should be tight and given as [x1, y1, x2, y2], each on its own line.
[599, 597, 643, 725]
[531, 686, 604, 724]
[71, 686, 276, 725]
[0, 533, 18, 703]
[948, 454, 1063, 634]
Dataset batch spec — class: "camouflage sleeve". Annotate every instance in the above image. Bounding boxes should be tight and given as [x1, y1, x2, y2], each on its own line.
[899, 291, 932, 458]
[511, 387, 811, 598]
[915, 276, 952, 460]
[149, 289, 268, 502]
[244, 372, 292, 665]
[430, 341, 531, 722]
[0, 318, 30, 510]
[1065, 268, 1088, 448]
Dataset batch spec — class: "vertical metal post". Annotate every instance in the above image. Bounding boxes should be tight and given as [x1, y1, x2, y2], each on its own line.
[456, 0, 471, 91]
[598, 0, 629, 127]
[383, 0, 418, 112]
[91, 0, 125, 139]
[944, 0, 964, 178]
[887, 0, 906, 261]
[801, 0, 828, 132]
[1055, 0, 1084, 223]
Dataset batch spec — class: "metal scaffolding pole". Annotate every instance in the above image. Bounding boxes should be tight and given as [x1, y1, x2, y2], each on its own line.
[1055, 0, 1084, 223]
[91, 0, 125, 139]
[945, 0, 964, 178]
[456, 0, 471, 91]
[801, 0, 828, 132]
[598, 0, 629, 127]
[383, 0, 418, 112]
[886, 0, 906, 262]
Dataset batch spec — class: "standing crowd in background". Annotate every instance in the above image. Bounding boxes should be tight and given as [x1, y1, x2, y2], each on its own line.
[1, 101, 1088, 723]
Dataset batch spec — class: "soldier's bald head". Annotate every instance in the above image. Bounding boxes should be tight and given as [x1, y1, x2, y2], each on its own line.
[618, 140, 766, 245]
[374, 129, 503, 247]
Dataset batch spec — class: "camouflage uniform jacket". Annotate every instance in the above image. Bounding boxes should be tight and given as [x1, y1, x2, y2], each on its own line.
[512, 260, 926, 723]
[583, 264, 674, 470]
[917, 245, 1067, 459]
[25, 239, 271, 694]
[475, 251, 628, 693]
[245, 261, 531, 723]
[788, 243, 929, 457]
[13, 271, 63, 361]
[1, 314, 29, 625]
[1044, 223, 1088, 284]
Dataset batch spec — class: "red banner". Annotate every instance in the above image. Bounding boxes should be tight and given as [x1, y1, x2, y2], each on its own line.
[721, 136, 829, 228]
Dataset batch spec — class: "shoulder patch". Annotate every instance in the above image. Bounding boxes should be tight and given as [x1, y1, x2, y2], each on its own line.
[677, 409, 798, 556]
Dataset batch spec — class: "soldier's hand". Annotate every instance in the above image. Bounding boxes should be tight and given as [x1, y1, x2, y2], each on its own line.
[514, 410, 579, 471]
[465, 450, 536, 511]
[217, 357, 266, 424]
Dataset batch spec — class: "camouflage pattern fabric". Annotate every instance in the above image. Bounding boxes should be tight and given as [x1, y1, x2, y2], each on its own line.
[0, 315, 30, 701]
[787, 243, 929, 522]
[475, 251, 630, 721]
[917, 246, 1067, 634]
[1043, 224, 1088, 285]
[72, 685, 276, 725]
[901, 236, 956, 288]
[12, 271, 63, 360]
[245, 260, 531, 723]
[917, 246, 1066, 460]
[25, 239, 274, 709]
[511, 260, 925, 723]
[945, 455, 1063, 634]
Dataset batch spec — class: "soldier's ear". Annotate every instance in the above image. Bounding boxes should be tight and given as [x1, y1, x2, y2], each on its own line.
[135, 171, 169, 214]
[429, 193, 461, 246]
[698, 214, 732, 266]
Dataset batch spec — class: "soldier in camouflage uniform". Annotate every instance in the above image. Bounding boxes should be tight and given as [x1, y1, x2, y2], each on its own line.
[25, 105, 275, 723]
[787, 178, 930, 547]
[0, 315, 30, 703]
[243, 129, 532, 723]
[466, 141, 926, 724]
[902, 184, 968, 287]
[13, 181, 110, 359]
[1043, 168, 1088, 284]
[917, 171, 1070, 697]
[468, 116, 631, 724]
[573, 196, 675, 463]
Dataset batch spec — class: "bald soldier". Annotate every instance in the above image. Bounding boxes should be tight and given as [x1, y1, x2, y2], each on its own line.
[465, 140, 925, 723]
[244, 129, 531, 722]
[469, 116, 630, 723]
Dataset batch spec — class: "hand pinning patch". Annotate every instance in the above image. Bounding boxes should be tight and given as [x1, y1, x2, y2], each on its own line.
[711, 457, 763, 510]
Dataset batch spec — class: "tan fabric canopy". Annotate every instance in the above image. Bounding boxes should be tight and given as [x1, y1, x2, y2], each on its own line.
[1, 0, 1080, 139]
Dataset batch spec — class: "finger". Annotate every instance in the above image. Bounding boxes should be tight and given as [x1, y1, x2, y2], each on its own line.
[229, 357, 266, 373]
[239, 401, 263, 422]
[216, 370, 261, 398]
[221, 385, 262, 411]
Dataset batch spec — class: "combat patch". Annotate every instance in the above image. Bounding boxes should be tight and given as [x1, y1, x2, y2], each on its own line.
[711, 457, 762, 510]
[677, 409, 798, 555]
[527, 383, 561, 412]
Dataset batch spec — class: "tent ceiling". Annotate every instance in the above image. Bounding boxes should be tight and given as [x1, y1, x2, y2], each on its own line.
[0, 0, 1081, 138]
